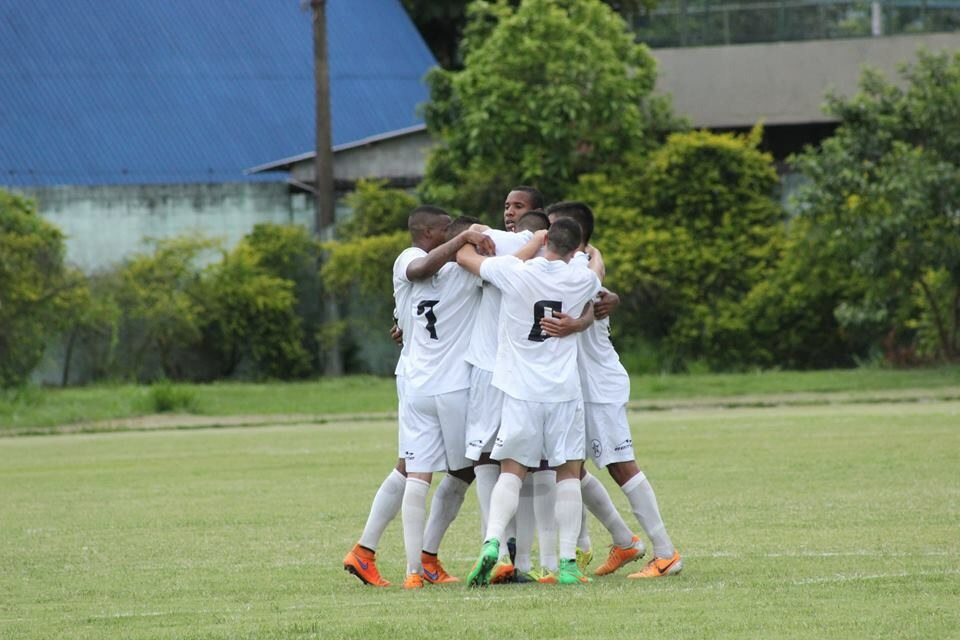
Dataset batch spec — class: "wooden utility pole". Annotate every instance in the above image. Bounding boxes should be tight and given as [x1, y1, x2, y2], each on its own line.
[311, 0, 342, 375]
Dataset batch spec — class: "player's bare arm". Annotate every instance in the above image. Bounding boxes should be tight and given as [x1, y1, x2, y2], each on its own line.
[540, 300, 595, 338]
[584, 244, 606, 281]
[407, 230, 495, 281]
[455, 242, 488, 276]
[594, 289, 620, 320]
[389, 321, 403, 346]
[513, 229, 547, 261]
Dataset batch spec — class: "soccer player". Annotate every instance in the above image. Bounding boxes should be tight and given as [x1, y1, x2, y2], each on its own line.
[458, 217, 601, 586]
[503, 186, 544, 232]
[545, 201, 683, 579]
[463, 210, 551, 583]
[343, 207, 494, 588]
[396, 214, 491, 589]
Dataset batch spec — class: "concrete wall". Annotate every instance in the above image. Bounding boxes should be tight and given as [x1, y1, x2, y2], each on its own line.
[12, 182, 313, 272]
[653, 32, 960, 128]
[292, 130, 431, 184]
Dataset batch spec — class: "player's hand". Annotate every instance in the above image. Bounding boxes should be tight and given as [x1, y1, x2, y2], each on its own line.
[540, 311, 579, 337]
[585, 244, 606, 280]
[390, 322, 403, 346]
[533, 229, 548, 245]
[594, 290, 620, 320]
[463, 230, 496, 256]
[469, 223, 490, 232]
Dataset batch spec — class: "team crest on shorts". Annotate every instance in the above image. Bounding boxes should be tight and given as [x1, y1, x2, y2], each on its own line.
[591, 439, 602, 458]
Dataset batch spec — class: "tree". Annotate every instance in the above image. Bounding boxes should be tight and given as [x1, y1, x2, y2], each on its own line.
[573, 127, 785, 369]
[112, 236, 216, 380]
[791, 49, 960, 362]
[401, 0, 656, 69]
[419, 0, 680, 220]
[197, 244, 311, 379]
[0, 190, 80, 387]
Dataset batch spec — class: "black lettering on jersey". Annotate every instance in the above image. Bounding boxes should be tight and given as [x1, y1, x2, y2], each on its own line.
[417, 299, 440, 340]
[527, 300, 563, 342]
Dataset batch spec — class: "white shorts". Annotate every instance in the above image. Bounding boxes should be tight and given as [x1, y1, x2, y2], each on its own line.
[465, 367, 504, 460]
[399, 389, 471, 473]
[584, 402, 635, 468]
[493, 396, 582, 468]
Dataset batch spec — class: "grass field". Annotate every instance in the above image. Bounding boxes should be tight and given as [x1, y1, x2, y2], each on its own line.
[3, 365, 960, 432]
[2, 397, 958, 638]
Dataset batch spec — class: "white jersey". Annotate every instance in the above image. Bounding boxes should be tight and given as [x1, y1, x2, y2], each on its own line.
[578, 309, 630, 404]
[480, 255, 600, 402]
[392, 246, 426, 376]
[569, 253, 630, 404]
[403, 262, 482, 396]
[464, 229, 533, 372]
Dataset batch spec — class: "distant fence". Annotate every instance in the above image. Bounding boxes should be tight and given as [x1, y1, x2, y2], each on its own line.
[635, 0, 960, 47]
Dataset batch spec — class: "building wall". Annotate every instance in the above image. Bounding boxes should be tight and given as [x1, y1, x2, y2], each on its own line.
[653, 32, 960, 128]
[291, 130, 431, 184]
[12, 182, 313, 272]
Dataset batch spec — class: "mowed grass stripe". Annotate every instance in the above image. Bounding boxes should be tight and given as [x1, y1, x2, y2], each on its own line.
[1, 402, 958, 639]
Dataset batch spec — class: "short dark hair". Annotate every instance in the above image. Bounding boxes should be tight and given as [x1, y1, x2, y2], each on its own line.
[547, 217, 583, 257]
[408, 205, 450, 240]
[515, 210, 550, 233]
[510, 185, 544, 210]
[546, 201, 594, 244]
[446, 215, 482, 241]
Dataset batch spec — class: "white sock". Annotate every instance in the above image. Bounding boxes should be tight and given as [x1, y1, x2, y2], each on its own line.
[358, 469, 405, 551]
[555, 478, 583, 562]
[401, 478, 430, 574]
[422, 474, 469, 554]
[484, 473, 523, 545]
[577, 503, 591, 552]
[515, 474, 535, 571]
[582, 471, 634, 547]
[501, 516, 516, 561]
[622, 472, 674, 558]
[474, 464, 499, 541]
[533, 470, 558, 571]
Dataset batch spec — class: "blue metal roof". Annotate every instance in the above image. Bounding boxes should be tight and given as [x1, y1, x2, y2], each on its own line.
[0, 0, 437, 186]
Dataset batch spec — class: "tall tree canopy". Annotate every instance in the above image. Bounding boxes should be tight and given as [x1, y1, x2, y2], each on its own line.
[418, 0, 679, 220]
[791, 49, 960, 362]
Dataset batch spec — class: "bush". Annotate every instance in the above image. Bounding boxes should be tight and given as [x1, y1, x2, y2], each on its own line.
[0, 190, 81, 387]
[576, 127, 787, 370]
[145, 381, 199, 414]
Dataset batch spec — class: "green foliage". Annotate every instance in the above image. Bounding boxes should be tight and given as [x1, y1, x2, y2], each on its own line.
[419, 0, 681, 218]
[240, 223, 324, 373]
[144, 380, 199, 414]
[323, 179, 413, 300]
[577, 127, 785, 369]
[338, 179, 416, 240]
[112, 236, 216, 379]
[321, 232, 408, 301]
[0, 190, 81, 387]
[198, 244, 311, 379]
[792, 49, 960, 362]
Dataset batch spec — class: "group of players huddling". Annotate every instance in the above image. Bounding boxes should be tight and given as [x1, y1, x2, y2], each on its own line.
[343, 187, 682, 588]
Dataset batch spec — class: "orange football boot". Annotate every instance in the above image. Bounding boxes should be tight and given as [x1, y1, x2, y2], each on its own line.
[402, 572, 424, 589]
[343, 544, 390, 587]
[594, 535, 646, 576]
[421, 552, 460, 584]
[627, 550, 683, 579]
